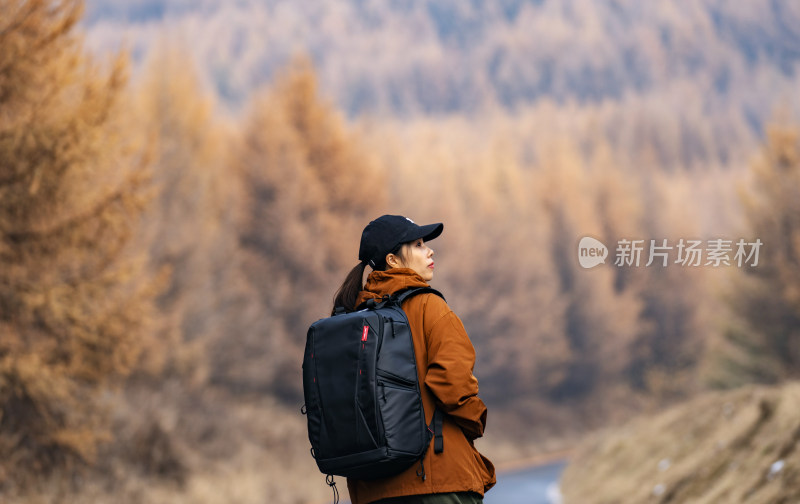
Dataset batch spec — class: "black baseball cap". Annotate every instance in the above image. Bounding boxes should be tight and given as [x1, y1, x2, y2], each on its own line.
[358, 215, 443, 269]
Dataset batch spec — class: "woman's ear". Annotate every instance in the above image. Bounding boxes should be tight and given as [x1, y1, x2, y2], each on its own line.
[385, 244, 407, 269]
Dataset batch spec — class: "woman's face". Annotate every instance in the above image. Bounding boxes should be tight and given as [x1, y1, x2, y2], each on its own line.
[387, 239, 435, 281]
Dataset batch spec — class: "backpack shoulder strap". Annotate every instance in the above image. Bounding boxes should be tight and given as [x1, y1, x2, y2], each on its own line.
[393, 286, 447, 456]
[352, 287, 445, 312]
[392, 286, 445, 305]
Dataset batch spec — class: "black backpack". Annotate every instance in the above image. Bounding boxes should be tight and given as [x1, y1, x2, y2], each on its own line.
[302, 287, 444, 490]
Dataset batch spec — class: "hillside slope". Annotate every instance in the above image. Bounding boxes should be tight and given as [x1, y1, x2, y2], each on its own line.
[561, 382, 800, 503]
[83, 0, 800, 122]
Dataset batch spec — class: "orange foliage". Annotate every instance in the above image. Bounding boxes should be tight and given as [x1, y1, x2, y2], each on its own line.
[0, 0, 155, 488]
[712, 125, 800, 386]
[1, 2, 795, 501]
[231, 57, 387, 399]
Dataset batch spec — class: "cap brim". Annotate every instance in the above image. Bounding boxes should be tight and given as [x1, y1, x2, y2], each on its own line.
[405, 222, 443, 243]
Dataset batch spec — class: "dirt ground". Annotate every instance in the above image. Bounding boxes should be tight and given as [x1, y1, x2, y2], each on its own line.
[561, 382, 800, 504]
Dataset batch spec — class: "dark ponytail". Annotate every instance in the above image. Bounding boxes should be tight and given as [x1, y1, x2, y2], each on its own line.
[332, 261, 367, 315]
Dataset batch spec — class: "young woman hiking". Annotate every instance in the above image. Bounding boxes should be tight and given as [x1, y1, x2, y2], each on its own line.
[333, 215, 496, 504]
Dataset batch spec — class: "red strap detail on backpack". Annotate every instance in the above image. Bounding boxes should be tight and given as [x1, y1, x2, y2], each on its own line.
[362, 325, 369, 342]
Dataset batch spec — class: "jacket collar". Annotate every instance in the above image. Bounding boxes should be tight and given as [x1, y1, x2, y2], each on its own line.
[356, 268, 430, 305]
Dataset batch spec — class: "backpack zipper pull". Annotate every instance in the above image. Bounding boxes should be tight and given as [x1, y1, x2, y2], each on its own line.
[416, 456, 426, 481]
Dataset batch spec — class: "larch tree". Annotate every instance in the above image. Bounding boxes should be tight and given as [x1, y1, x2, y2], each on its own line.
[233, 57, 387, 400]
[624, 166, 710, 403]
[714, 125, 800, 387]
[533, 136, 645, 406]
[0, 0, 154, 486]
[135, 43, 252, 386]
[426, 137, 570, 404]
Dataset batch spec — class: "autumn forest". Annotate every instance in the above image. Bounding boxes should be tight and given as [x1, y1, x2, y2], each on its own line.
[2, 1, 800, 502]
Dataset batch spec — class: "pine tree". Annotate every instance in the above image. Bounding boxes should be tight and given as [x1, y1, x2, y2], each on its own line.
[0, 0, 153, 486]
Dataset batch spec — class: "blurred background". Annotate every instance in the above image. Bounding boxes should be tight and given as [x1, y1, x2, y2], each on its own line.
[2, 0, 799, 502]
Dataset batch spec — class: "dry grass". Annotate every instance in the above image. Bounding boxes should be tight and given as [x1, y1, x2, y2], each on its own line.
[3, 386, 331, 504]
[3, 385, 581, 504]
[561, 382, 800, 504]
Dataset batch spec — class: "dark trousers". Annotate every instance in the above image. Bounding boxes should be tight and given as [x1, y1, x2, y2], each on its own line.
[372, 492, 483, 504]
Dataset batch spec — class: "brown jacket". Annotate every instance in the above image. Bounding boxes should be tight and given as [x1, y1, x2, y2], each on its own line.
[346, 268, 496, 504]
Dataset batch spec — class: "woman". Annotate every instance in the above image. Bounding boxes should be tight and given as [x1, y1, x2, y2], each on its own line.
[333, 215, 496, 504]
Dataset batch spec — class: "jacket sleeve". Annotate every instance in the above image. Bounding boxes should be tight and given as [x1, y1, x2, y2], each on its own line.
[423, 299, 487, 440]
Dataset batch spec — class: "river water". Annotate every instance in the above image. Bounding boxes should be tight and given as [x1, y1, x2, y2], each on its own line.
[484, 460, 567, 504]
